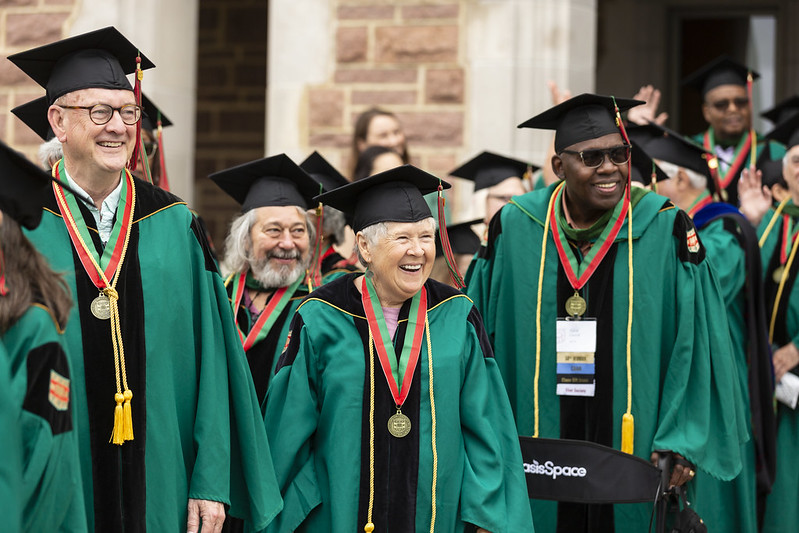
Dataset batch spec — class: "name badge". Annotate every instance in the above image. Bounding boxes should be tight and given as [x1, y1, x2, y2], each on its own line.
[556, 319, 596, 397]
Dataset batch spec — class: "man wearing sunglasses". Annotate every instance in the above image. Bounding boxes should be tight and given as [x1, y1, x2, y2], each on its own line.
[682, 56, 785, 205]
[467, 94, 744, 533]
[8, 27, 281, 533]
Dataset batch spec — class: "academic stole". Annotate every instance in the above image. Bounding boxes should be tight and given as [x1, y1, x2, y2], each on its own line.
[687, 191, 713, 218]
[549, 183, 629, 299]
[230, 272, 302, 351]
[703, 128, 752, 200]
[361, 274, 426, 436]
[53, 161, 136, 445]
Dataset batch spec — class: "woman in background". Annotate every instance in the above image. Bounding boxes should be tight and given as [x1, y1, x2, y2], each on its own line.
[350, 108, 410, 177]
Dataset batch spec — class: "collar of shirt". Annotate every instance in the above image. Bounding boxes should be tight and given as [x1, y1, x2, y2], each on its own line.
[63, 167, 124, 246]
[714, 144, 735, 173]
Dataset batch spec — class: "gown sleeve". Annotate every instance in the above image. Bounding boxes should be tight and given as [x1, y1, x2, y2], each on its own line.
[457, 307, 535, 533]
[263, 313, 323, 533]
[0, 344, 22, 533]
[700, 220, 747, 307]
[188, 220, 283, 531]
[651, 214, 748, 481]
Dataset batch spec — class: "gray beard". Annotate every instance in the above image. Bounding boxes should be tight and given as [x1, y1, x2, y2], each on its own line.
[249, 249, 309, 289]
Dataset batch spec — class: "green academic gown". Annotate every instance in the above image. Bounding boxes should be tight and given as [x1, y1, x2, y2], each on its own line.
[0, 341, 23, 533]
[2, 304, 86, 531]
[263, 274, 534, 533]
[26, 175, 281, 532]
[690, 128, 785, 205]
[466, 183, 746, 533]
[759, 203, 799, 532]
[688, 210, 759, 533]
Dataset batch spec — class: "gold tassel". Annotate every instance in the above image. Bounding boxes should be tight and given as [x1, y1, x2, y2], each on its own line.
[364, 523, 374, 532]
[621, 412, 634, 454]
[111, 393, 125, 445]
[122, 389, 134, 441]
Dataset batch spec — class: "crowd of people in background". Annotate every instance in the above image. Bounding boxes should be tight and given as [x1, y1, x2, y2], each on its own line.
[4, 24, 799, 533]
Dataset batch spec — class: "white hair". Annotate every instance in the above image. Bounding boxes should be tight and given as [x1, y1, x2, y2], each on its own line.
[322, 206, 348, 245]
[654, 159, 707, 190]
[355, 217, 437, 266]
[38, 137, 63, 170]
[220, 206, 316, 278]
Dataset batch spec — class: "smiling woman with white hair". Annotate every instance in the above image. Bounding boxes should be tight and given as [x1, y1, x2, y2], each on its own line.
[262, 165, 534, 533]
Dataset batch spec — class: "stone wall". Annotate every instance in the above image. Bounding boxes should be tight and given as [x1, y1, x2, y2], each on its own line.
[307, 0, 466, 187]
[0, 0, 77, 163]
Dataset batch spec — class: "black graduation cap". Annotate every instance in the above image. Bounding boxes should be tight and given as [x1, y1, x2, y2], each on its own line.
[7, 26, 155, 105]
[299, 151, 348, 194]
[449, 151, 537, 191]
[627, 122, 715, 179]
[625, 135, 669, 187]
[762, 95, 799, 125]
[314, 164, 450, 233]
[764, 112, 799, 150]
[760, 157, 786, 190]
[518, 93, 644, 153]
[209, 153, 320, 211]
[435, 218, 481, 257]
[140, 93, 173, 132]
[11, 96, 53, 141]
[682, 55, 759, 98]
[0, 140, 52, 229]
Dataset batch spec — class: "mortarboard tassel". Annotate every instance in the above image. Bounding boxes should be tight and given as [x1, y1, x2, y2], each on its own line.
[621, 413, 634, 454]
[612, 96, 635, 454]
[436, 185, 465, 289]
[127, 55, 143, 173]
[156, 113, 170, 191]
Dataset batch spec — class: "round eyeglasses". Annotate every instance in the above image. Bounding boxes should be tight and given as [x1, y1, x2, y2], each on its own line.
[559, 144, 631, 168]
[57, 103, 142, 126]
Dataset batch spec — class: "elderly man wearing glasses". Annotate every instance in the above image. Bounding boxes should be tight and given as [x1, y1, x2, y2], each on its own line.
[466, 93, 746, 533]
[8, 27, 281, 533]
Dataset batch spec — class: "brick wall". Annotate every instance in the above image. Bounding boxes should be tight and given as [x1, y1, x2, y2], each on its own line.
[193, 0, 268, 252]
[0, 0, 76, 162]
[308, 0, 466, 206]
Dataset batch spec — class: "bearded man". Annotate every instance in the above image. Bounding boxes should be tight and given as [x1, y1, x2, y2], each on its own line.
[212, 154, 319, 405]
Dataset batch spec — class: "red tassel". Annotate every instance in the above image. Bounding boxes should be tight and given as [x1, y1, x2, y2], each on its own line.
[436, 185, 465, 289]
[611, 96, 632, 201]
[306, 203, 324, 289]
[156, 116, 170, 191]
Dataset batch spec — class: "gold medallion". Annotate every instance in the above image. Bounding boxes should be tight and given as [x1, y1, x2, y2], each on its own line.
[90, 293, 111, 320]
[388, 409, 411, 438]
[565, 293, 587, 317]
[773, 265, 786, 284]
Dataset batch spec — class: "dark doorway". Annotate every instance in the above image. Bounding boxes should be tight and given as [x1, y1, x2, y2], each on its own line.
[674, 12, 776, 136]
[194, 0, 269, 254]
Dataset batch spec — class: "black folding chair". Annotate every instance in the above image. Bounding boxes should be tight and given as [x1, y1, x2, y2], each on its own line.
[519, 437, 673, 532]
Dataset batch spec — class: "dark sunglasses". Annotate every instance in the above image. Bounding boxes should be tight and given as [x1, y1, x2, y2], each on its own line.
[707, 97, 749, 111]
[560, 144, 631, 168]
